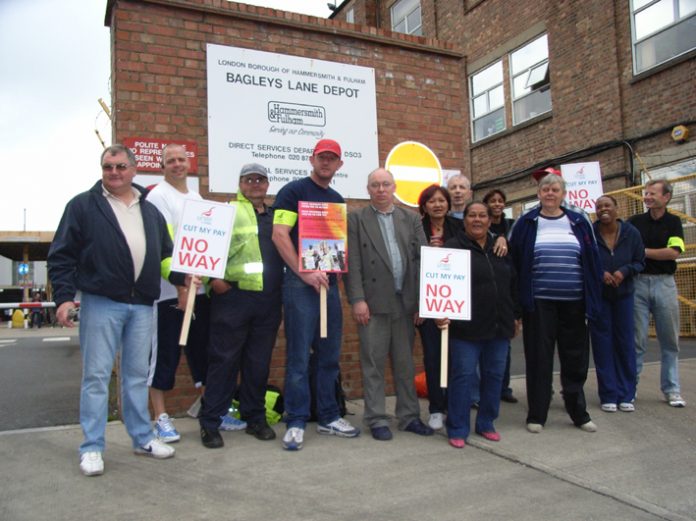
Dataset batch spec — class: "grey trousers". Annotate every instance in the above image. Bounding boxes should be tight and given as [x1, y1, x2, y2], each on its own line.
[358, 302, 421, 430]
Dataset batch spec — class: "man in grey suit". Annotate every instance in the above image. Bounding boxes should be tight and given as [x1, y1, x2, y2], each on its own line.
[346, 168, 433, 441]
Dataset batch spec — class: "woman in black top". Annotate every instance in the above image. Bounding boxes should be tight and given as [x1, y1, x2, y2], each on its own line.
[483, 189, 518, 404]
[437, 202, 521, 448]
[417, 184, 462, 431]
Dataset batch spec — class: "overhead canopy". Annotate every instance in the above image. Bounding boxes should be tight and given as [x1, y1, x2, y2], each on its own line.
[0, 232, 54, 261]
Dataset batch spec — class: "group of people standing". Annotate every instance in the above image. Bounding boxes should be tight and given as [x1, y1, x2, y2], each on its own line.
[47, 139, 687, 476]
[399, 170, 686, 448]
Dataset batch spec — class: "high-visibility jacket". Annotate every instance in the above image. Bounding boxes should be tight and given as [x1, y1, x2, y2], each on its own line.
[222, 191, 264, 291]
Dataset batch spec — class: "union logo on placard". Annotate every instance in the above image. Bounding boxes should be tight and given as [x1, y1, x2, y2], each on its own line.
[197, 207, 214, 225]
[437, 253, 452, 271]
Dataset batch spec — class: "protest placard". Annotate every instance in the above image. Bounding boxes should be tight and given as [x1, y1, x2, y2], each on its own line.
[419, 246, 471, 386]
[298, 201, 347, 337]
[298, 201, 347, 273]
[171, 199, 237, 344]
[561, 162, 604, 213]
[419, 247, 471, 320]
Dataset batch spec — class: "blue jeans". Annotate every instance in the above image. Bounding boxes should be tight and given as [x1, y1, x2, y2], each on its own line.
[79, 293, 155, 454]
[446, 337, 507, 439]
[633, 275, 681, 394]
[282, 271, 342, 428]
[590, 294, 637, 404]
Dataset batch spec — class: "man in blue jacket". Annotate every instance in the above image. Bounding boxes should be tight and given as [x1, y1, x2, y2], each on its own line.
[48, 144, 184, 476]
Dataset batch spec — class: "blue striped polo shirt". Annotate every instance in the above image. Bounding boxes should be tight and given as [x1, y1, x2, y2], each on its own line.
[532, 214, 583, 301]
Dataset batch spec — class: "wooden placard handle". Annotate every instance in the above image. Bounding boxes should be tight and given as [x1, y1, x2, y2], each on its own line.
[178, 278, 197, 346]
[440, 325, 449, 388]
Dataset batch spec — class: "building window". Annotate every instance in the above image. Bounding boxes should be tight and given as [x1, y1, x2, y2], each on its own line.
[346, 8, 355, 24]
[391, 0, 422, 36]
[631, 0, 696, 74]
[469, 33, 553, 142]
[510, 34, 552, 125]
[470, 60, 506, 142]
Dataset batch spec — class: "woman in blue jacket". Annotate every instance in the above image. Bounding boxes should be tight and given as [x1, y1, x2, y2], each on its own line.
[590, 195, 645, 412]
[509, 173, 603, 434]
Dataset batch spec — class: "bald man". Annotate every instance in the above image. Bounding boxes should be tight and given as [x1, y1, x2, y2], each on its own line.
[346, 168, 433, 441]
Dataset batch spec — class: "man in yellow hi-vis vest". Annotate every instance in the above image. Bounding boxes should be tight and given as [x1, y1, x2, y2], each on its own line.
[199, 163, 285, 449]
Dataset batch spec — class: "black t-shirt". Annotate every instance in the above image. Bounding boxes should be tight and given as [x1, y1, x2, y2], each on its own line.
[628, 211, 683, 275]
[490, 217, 515, 238]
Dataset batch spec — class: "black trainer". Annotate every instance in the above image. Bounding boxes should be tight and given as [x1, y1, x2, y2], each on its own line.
[200, 427, 224, 449]
[246, 421, 276, 441]
[501, 393, 519, 404]
[404, 419, 434, 436]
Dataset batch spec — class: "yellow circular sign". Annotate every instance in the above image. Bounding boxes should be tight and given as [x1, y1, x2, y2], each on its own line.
[385, 141, 442, 207]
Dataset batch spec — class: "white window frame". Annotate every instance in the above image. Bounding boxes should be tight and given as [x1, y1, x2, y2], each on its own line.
[469, 60, 506, 142]
[390, 0, 422, 36]
[630, 0, 696, 75]
[510, 34, 552, 125]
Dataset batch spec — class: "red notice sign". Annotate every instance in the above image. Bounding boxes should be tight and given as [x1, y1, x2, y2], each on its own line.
[122, 137, 198, 173]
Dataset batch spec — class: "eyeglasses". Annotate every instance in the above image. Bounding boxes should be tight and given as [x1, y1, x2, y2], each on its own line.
[241, 177, 268, 185]
[101, 163, 130, 172]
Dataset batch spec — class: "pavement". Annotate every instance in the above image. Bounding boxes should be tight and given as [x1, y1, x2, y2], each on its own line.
[1, 326, 695, 521]
[0, 324, 79, 339]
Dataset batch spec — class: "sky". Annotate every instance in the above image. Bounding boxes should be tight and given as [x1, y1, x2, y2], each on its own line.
[0, 0, 334, 232]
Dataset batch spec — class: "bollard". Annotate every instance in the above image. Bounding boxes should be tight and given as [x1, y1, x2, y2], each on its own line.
[11, 309, 25, 329]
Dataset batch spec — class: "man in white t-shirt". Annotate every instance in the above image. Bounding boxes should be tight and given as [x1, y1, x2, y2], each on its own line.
[146, 144, 232, 442]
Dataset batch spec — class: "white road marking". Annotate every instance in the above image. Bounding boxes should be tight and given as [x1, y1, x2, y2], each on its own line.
[42, 337, 71, 342]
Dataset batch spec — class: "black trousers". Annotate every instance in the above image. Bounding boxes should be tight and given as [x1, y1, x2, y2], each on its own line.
[523, 299, 591, 427]
[199, 287, 282, 431]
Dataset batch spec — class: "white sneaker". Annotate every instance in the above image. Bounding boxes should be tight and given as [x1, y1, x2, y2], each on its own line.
[219, 414, 247, 431]
[526, 423, 543, 433]
[154, 413, 180, 443]
[187, 395, 202, 418]
[134, 438, 175, 459]
[317, 417, 360, 438]
[428, 412, 444, 430]
[619, 402, 635, 412]
[600, 403, 617, 413]
[579, 420, 597, 433]
[666, 393, 686, 408]
[282, 427, 304, 451]
[79, 451, 104, 476]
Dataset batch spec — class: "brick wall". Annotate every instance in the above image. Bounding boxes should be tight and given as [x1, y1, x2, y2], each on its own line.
[332, 0, 694, 202]
[108, 0, 464, 413]
[109, 0, 694, 416]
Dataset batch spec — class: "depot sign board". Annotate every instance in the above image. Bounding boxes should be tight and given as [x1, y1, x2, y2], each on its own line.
[561, 162, 603, 212]
[171, 200, 236, 278]
[206, 44, 379, 197]
[419, 247, 471, 320]
[122, 138, 198, 173]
